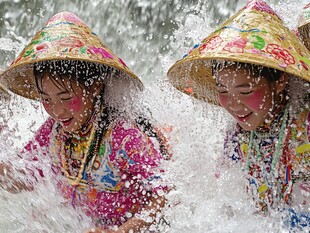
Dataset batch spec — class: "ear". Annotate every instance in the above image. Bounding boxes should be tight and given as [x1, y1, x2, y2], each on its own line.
[275, 72, 288, 94]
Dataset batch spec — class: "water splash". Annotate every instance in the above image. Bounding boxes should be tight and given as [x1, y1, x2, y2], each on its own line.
[0, 0, 309, 232]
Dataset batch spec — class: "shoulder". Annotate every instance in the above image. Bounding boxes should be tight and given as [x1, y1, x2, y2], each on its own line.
[106, 118, 163, 164]
[108, 119, 145, 143]
[23, 117, 55, 154]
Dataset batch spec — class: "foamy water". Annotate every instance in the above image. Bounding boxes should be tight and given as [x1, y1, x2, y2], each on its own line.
[0, 0, 309, 232]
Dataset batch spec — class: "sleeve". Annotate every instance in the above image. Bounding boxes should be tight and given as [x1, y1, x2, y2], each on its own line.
[110, 121, 166, 193]
[20, 117, 55, 178]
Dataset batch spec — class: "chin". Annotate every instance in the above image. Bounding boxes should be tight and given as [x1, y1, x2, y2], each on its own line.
[238, 123, 258, 131]
[63, 125, 79, 133]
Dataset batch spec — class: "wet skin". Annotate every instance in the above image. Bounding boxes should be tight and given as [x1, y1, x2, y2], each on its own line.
[40, 76, 101, 133]
[215, 65, 287, 131]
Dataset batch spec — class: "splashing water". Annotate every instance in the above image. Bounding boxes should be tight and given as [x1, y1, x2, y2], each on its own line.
[0, 0, 309, 232]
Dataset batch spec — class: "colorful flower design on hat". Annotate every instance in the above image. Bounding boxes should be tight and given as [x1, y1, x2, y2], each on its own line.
[245, 0, 280, 18]
[0, 11, 142, 100]
[168, 0, 310, 104]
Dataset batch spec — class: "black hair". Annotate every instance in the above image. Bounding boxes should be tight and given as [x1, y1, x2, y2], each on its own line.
[212, 61, 284, 82]
[33, 60, 116, 95]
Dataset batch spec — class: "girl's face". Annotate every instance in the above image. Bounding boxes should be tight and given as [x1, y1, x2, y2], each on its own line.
[215, 65, 285, 131]
[40, 76, 100, 132]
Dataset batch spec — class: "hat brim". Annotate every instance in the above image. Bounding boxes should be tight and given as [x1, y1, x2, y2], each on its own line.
[298, 23, 310, 50]
[0, 82, 10, 98]
[1, 57, 143, 100]
[168, 54, 310, 105]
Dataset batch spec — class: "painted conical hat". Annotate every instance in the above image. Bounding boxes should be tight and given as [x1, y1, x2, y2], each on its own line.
[0, 68, 10, 99]
[298, 3, 310, 51]
[168, 0, 310, 105]
[0, 83, 9, 97]
[0, 11, 143, 100]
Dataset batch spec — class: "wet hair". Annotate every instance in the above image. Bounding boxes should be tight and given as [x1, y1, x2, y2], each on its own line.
[34, 60, 116, 95]
[212, 60, 283, 82]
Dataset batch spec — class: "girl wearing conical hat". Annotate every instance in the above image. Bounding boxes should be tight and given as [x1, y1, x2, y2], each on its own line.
[0, 12, 169, 232]
[168, 0, 309, 230]
[298, 2, 310, 51]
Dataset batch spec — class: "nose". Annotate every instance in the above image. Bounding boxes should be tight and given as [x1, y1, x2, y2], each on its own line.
[52, 105, 66, 117]
[227, 95, 243, 112]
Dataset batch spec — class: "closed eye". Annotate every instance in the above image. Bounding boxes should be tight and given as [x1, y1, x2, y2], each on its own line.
[240, 91, 253, 95]
[61, 97, 73, 101]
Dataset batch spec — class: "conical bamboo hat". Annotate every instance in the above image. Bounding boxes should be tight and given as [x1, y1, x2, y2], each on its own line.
[0, 11, 142, 100]
[168, 0, 310, 104]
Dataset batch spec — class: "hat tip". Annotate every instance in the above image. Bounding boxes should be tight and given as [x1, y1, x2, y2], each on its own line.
[46, 11, 83, 26]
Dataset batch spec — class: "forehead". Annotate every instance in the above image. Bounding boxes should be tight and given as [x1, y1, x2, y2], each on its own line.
[40, 75, 79, 93]
[215, 65, 263, 86]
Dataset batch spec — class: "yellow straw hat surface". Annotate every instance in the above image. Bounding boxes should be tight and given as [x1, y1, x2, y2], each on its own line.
[298, 3, 310, 50]
[0, 68, 10, 99]
[168, 0, 310, 105]
[0, 11, 142, 100]
[0, 83, 9, 97]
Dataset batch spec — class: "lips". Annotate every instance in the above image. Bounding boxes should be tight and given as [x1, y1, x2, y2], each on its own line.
[59, 117, 73, 127]
[235, 112, 252, 122]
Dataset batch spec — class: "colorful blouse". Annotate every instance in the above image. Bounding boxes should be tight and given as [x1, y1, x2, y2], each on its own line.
[224, 104, 310, 227]
[23, 116, 165, 228]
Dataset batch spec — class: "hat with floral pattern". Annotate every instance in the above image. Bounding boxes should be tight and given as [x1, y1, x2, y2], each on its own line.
[298, 3, 310, 51]
[168, 0, 310, 104]
[0, 11, 142, 100]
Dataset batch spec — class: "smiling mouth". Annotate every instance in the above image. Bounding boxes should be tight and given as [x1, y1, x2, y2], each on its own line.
[235, 113, 252, 122]
[59, 117, 73, 127]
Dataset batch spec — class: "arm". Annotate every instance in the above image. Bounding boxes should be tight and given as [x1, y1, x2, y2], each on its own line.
[85, 120, 168, 232]
[0, 162, 32, 193]
[85, 195, 166, 233]
[114, 122, 167, 232]
[116, 195, 166, 232]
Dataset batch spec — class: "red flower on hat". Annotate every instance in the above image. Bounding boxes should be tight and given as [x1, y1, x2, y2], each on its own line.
[36, 43, 49, 51]
[223, 37, 247, 53]
[300, 60, 309, 71]
[245, 0, 280, 19]
[304, 3, 310, 9]
[52, 37, 84, 50]
[118, 58, 128, 68]
[266, 44, 295, 65]
[88, 46, 114, 59]
[62, 12, 85, 24]
[199, 36, 223, 53]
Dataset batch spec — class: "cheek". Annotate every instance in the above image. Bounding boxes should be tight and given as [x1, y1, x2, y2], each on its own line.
[65, 96, 83, 112]
[218, 94, 229, 108]
[243, 89, 265, 111]
[42, 102, 52, 113]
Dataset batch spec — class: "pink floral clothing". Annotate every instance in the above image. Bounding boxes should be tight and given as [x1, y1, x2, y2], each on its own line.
[23, 117, 165, 228]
